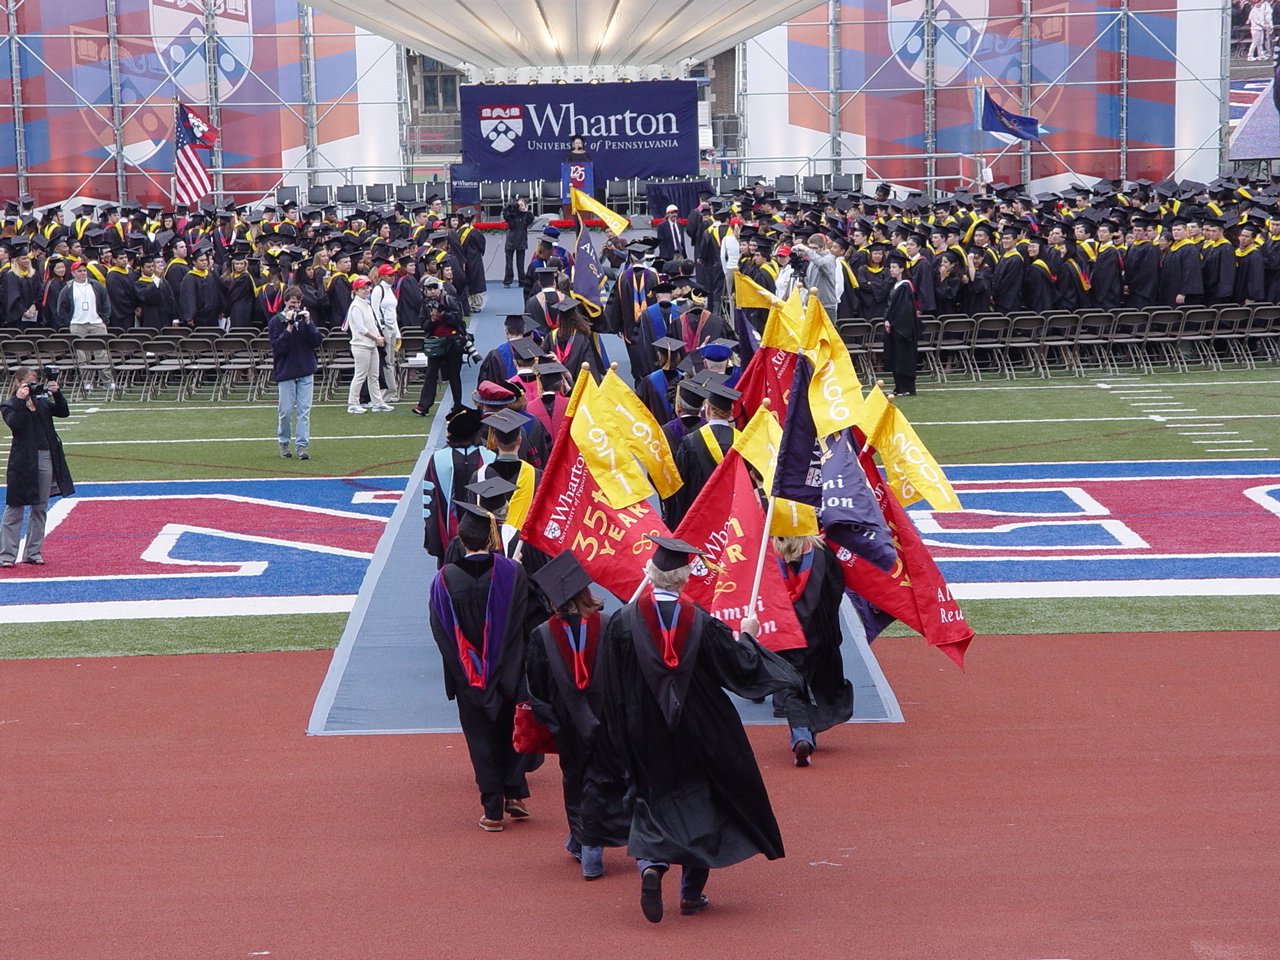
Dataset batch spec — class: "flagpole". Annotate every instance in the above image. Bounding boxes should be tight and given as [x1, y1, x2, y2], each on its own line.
[745, 398, 777, 623]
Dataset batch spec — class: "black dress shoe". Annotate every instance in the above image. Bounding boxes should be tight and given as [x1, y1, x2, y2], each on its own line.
[679, 895, 710, 916]
[640, 866, 664, 923]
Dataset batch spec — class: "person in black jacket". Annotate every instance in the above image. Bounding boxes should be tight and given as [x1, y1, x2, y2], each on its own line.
[1, 367, 74, 567]
[883, 251, 920, 397]
[267, 285, 322, 459]
[502, 196, 536, 288]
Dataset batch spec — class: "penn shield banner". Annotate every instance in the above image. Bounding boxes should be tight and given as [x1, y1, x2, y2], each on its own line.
[460, 81, 700, 180]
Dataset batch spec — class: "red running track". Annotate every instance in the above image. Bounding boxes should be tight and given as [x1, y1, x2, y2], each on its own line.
[3, 633, 1278, 960]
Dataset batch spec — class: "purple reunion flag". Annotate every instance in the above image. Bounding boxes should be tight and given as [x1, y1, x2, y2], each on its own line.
[773, 358, 896, 571]
[772, 354, 821, 506]
[821, 430, 897, 572]
[570, 216, 606, 318]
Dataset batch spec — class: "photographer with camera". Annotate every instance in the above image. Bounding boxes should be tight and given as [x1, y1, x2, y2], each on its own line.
[1, 366, 73, 568]
[412, 275, 468, 418]
[501, 195, 535, 288]
[267, 285, 322, 459]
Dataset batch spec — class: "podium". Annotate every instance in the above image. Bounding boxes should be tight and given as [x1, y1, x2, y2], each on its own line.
[560, 161, 594, 206]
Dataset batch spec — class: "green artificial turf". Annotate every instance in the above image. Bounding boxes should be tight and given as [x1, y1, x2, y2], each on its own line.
[0, 613, 349, 660]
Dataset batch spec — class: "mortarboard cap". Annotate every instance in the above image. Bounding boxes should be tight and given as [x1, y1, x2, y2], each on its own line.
[653, 336, 686, 353]
[530, 550, 594, 611]
[482, 405, 528, 439]
[510, 337, 546, 362]
[646, 534, 706, 572]
[466, 475, 517, 508]
[703, 380, 742, 408]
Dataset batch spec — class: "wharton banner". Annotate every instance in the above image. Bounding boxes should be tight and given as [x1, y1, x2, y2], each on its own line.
[460, 81, 700, 180]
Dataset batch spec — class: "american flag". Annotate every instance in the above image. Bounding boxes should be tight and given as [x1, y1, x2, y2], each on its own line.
[174, 102, 218, 207]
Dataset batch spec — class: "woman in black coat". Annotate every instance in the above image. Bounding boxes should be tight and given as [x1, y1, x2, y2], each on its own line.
[40, 257, 71, 328]
[1, 367, 74, 567]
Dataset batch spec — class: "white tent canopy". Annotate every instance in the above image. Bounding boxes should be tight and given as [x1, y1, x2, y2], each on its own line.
[304, 0, 817, 80]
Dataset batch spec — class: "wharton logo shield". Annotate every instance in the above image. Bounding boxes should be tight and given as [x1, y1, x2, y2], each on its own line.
[151, 0, 253, 102]
[480, 105, 524, 153]
[888, 0, 987, 87]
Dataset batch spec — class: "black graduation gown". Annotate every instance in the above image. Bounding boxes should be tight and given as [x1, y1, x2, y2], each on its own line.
[179, 269, 222, 327]
[1159, 241, 1203, 305]
[961, 265, 993, 315]
[428, 553, 533, 816]
[548, 328, 606, 382]
[526, 611, 631, 849]
[395, 274, 422, 329]
[446, 232, 471, 302]
[1261, 234, 1280, 302]
[1023, 258, 1056, 314]
[478, 341, 519, 386]
[666, 422, 735, 529]
[882, 279, 919, 393]
[327, 274, 352, 328]
[933, 274, 962, 316]
[599, 598, 803, 867]
[2, 269, 38, 326]
[1090, 244, 1124, 310]
[773, 544, 854, 735]
[525, 289, 561, 334]
[220, 272, 258, 328]
[164, 259, 189, 304]
[905, 253, 935, 315]
[1234, 247, 1265, 303]
[423, 444, 493, 562]
[458, 226, 487, 296]
[835, 258, 862, 319]
[105, 269, 137, 326]
[1123, 241, 1159, 308]
[134, 275, 177, 329]
[604, 264, 658, 338]
[992, 251, 1025, 313]
[676, 306, 728, 350]
[40, 278, 68, 328]
[856, 264, 891, 319]
[1200, 240, 1236, 305]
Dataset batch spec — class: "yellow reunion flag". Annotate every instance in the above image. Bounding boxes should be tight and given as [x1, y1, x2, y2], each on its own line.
[734, 403, 783, 490]
[758, 287, 809, 353]
[733, 404, 818, 536]
[570, 188, 630, 237]
[860, 384, 962, 512]
[803, 294, 865, 437]
[597, 368, 683, 499]
[569, 373, 654, 508]
[735, 271, 776, 310]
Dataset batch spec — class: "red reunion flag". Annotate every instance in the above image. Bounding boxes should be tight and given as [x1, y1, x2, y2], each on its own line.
[734, 340, 799, 427]
[832, 446, 974, 669]
[674, 448, 806, 652]
[520, 424, 669, 600]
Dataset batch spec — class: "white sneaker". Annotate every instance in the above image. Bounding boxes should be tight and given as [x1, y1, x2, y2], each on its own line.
[347, 404, 368, 414]
[370, 403, 394, 412]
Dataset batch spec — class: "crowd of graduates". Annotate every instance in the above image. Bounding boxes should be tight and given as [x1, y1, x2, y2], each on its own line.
[0, 194, 488, 333]
[657, 174, 1280, 320]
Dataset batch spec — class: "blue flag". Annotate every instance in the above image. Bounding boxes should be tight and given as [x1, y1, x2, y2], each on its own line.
[820, 430, 897, 572]
[772, 355, 821, 506]
[979, 88, 1044, 143]
[570, 218, 605, 317]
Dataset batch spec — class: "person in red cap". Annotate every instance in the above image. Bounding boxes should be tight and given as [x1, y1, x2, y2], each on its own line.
[371, 263, 401, 401]
[600, 535, 804, 924]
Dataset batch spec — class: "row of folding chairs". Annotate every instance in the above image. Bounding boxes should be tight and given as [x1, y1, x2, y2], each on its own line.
[836, 302, 1280, 383]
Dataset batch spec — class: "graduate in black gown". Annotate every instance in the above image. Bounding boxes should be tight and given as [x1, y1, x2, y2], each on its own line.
[665, 380, 741, 530]
[526, 552, 631, 881]
[636, 337, 686, 427]
[428, 501, 536, 832]
[423, 408, 494, 563]
[600, 535, 805, 923]
[478, 314, 534, 385]
[882, 251, 919, 397]
[547, 301, 607, 382]
[771, 536, 854, 765]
